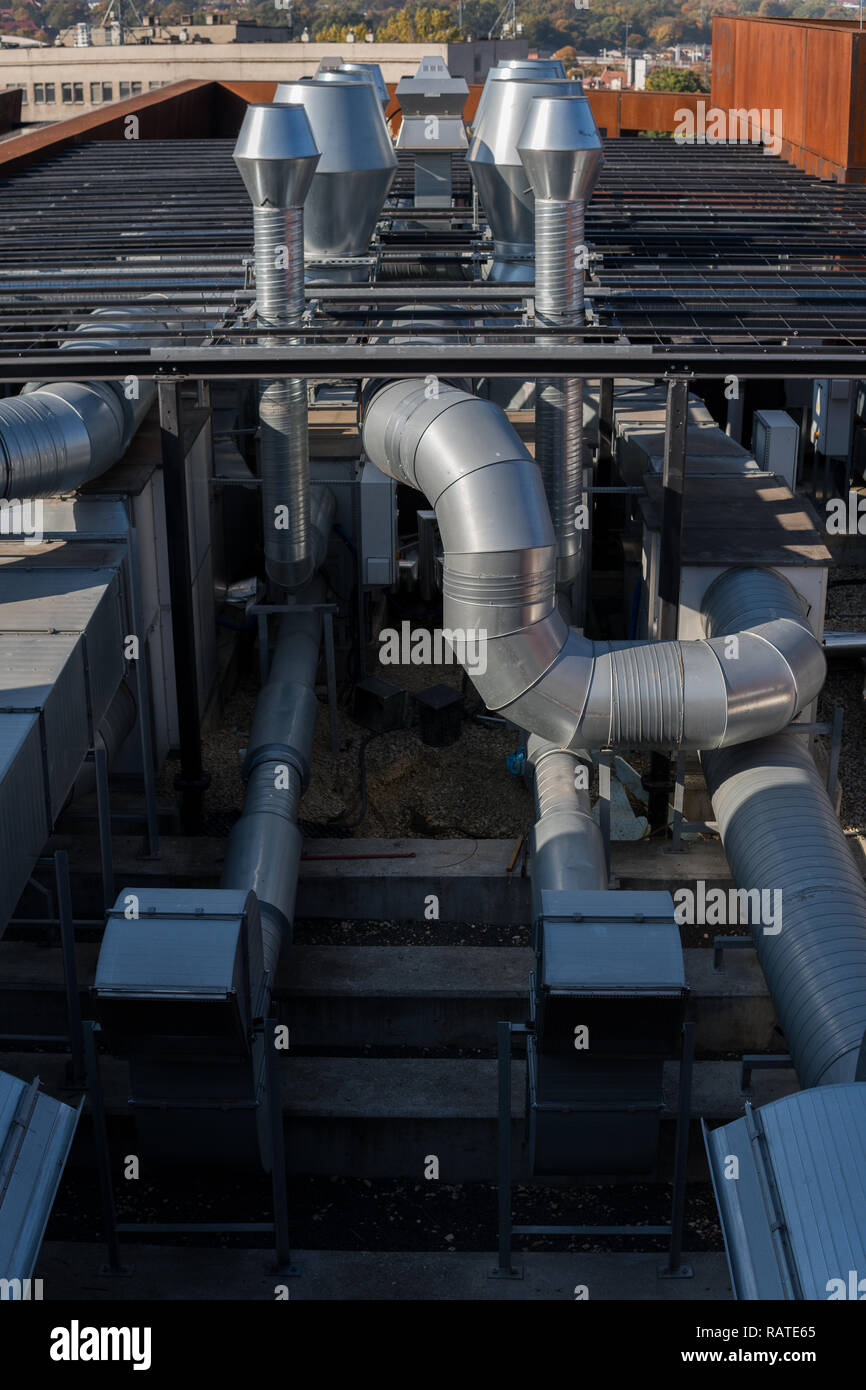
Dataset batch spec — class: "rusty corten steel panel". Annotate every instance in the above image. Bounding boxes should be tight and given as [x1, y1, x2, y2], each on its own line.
[0, 80, 214, 176]
[804, 25, 853, 168]
[711, 17, 863, 182]
[850, 34, 866, 171]
[712, 18, 735, 110]
[619, 91, 701, 134]
[588, 91, 619, 136]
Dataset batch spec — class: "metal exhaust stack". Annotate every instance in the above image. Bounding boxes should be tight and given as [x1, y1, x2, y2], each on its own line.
[518, 94, 603, 624]
[234, 103, 320, 591]
[339, 61, 390, 111]
[274, 78, 397, 279]
[395, 56, 468, 212]
[466, 75, 586, 283]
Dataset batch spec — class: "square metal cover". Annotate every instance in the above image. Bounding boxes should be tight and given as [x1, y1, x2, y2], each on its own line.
[538, 889, 686, 997]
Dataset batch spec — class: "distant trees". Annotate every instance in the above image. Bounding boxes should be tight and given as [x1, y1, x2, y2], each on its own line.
[645, 64, 709, 89]
[314, 20, 371, 41]
[0, 0, 848, 53]
[376, 6, 461, 40]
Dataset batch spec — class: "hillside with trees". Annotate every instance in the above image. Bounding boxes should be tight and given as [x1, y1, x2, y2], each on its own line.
[1, 0, 845, 56]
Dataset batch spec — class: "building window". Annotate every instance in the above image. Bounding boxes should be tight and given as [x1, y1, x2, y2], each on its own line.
[102, 83, 113, 101]
[45, 83, 55, 103]
[73, 83, 83, 102]
[34, 83, 44, 103]
[90, 82, 101, 103]
[61, 83, 73, 103]
[119, 81, 130, 98]
[130, 81, 142, 95]
[148, 81, 161, 90]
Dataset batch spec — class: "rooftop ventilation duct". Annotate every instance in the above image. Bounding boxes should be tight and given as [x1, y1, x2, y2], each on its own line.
[472, 58, 568, 136]
[234, 102, 320, 591]
[702, 729, 866, 1089]
[395, 56, 468, 211]
[339, 61, 390, 110]
[361, 382, 825, 749]
[497, 58, 568, 76]
[92, 495, 334, 1165]
[274, 78, 397, 272]
[0, 303, 171, 499]
[518, 94, 603, 620]
[467, 76, 587, 282]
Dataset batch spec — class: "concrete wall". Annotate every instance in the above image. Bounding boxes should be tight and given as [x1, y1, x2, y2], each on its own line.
[0, 39, 527, 123]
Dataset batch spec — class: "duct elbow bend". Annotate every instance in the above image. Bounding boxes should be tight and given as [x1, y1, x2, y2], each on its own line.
[362, 384, 826, 752]
[699, 567, 827, 747]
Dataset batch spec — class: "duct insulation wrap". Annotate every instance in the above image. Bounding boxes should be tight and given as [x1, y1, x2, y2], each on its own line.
[0, 306, 171, 499]
[254, 204, 313, 591]
[528, 735, 607, 925]
[221, 488, 334, 971]
[534, 198, 586, 594]
[361, 380, 826, 750]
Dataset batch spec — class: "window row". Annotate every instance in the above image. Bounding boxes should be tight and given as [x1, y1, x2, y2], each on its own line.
[28, 80, 166, 105]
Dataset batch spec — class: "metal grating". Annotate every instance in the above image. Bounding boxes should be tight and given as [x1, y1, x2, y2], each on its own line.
[0, 138, 865, 374]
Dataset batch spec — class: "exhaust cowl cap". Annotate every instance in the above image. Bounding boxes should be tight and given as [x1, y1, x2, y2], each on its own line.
[339, 61, 390, 108]
[517, 96, 603, 203]
[233, 103, 320, 209]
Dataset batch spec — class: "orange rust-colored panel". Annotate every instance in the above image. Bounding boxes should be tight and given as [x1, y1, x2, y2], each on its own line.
[588, 90, 619, 137]
[0, 80, 214, 175]
[620, 90, 701, 134]
[803, 25, 852, 168]
[219, 80, 278, 104]
[711, 18, 735, 111]
[849, 31, 866, 169]
[710, 17, 862, 181]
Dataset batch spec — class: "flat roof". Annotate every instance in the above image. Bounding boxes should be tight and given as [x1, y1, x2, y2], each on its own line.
[1, 131, 866, 380]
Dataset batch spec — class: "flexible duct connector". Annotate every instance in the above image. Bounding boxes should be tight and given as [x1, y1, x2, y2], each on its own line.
[361, 381, 826, 750]
[702, 735, 866, 1088]
[220, 487, 335, 973]
[528, 734, 607, 923]
[254, 204, 313, 591]
[0, 306, 170, 499]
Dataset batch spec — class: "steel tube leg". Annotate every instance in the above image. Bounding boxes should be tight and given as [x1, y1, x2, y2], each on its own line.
[55, 850, 85, 1086]
[490, 1020, 522, 1278]
[84, 1022, 130, 1276]
[265, 1018, 296, 1274]
[660, 1019, 695, 1278]
[94, 738, 115, 912]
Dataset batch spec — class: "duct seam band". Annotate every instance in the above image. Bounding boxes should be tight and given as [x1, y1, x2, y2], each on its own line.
[606, 641, 684, 747]
[242, 744, 309, 789]
[442, 565, 553, 608]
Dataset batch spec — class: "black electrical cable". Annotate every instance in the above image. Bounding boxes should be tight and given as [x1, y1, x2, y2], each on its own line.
[327, 730, 385, 832]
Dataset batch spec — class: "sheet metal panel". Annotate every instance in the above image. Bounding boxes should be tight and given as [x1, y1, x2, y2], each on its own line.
[0, 1070, 79, 1283]
[0, 714, 48, 935]
[0, 565, 125, 728]
[705, 1084, 866, 1300]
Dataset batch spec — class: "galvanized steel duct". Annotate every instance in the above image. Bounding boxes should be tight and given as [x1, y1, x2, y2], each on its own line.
[517, 95, 603, 618]
[0, 305, 170, 499]
[701, 735, 866, 1088]
[698, 565, 866, 1089]
[527, 734, 608, 925]
[220, 487, 335, 975]
[466, 75, 586, 283]
[233, 103, 321, 593]
[361, 381, 826, 750]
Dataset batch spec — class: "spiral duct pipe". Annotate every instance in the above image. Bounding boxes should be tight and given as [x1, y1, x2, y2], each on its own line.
[361, 380, 825, 751]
